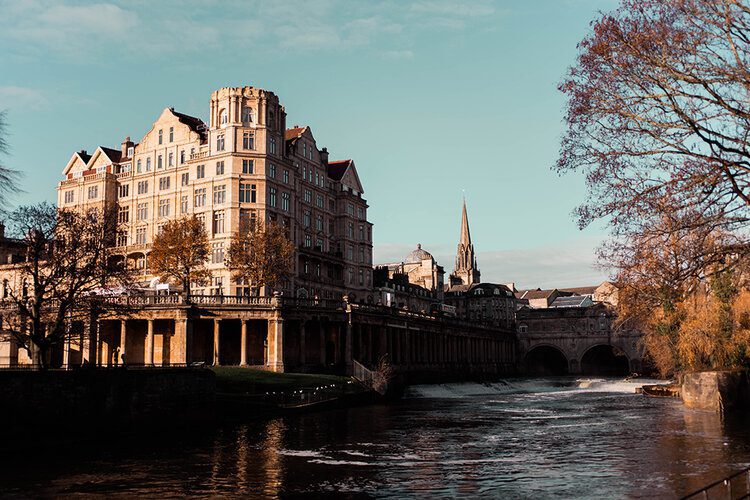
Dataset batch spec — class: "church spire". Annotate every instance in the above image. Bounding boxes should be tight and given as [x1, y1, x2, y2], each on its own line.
[460, 197, 471, 246]
[450, 198, 480, 287]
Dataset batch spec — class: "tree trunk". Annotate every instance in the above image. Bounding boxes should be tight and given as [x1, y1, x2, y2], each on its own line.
[30, 342, 44, 369]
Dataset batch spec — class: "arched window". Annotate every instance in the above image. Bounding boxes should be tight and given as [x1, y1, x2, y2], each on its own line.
[219, 109, 228, 127]
[242, 107, 253, 123]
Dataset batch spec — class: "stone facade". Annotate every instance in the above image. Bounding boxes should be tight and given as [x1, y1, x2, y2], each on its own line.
[56, 86, 373, 301]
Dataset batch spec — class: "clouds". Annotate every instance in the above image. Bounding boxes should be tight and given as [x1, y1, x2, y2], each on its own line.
[0, 0, 503, 62]
[0, 86, 48, 111]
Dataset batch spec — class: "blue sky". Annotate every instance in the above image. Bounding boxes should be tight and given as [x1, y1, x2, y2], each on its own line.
[0, 0, 617, 289]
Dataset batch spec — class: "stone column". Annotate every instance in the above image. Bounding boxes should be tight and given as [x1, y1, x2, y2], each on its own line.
[86, 316, 98, 366]
[119, 320, 127, 365]
[173, 318, 191, 365]
[267, 317, 284, 372]
[240, 320, 248, 366]
[62, 324, 70, 369]
[213, 319, 221, 366]
[299, 321, 306, 366]
[146, 319, 155, 366]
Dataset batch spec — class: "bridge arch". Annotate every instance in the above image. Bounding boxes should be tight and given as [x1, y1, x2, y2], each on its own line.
[524, 344, 569, 376]
[580, 344, 629, 376]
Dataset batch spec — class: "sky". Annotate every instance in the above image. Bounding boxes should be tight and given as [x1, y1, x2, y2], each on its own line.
[0, 0, 619, 289]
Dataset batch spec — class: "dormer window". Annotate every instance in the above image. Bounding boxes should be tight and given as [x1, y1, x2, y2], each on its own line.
[127, 146, 134, 157]
[219, 109, 228, 127]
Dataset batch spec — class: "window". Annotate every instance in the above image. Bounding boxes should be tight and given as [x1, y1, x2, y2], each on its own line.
[242, 107, 253, 123]
[359, 247, 365, 264]
[359, 224, 364, 240]
[181, 173, 189, 186]
[180, 150, 185, 164]
[211, 276, 223, 295]
[180, 195, 188, 213]
[314, 215, 322, 232]
[304, 234, 312, 248]
[303, 210, 311, 228]
[243, 132, 254, 149]
[303, 167, 307, 181]
[194, 188, 206, 207]
[304, 189, 312, 203]
[212, 211, 225, 234]
[316, 194, 323, 208]
[268, 163, 276, 179]
[137, 181, 148, 194]
[136, 159, 142, 173]
[158, 129, 163, 144]
[118, 206, 130, 223]
[169, 127, 174, 142]
[116, 232, 128, 247]
[168, 152, 173, 167]
[196, 164, 205, 179]
[358, 207, 364, 219]
[239, 209, 256, 231]
[87, 186, 98, 199]
[213, 184, 226, 204]
[347, 245, 354, 260]
[283, 169, 289, 184]
[359, 269, 364, 286]
[269, 137, 277, 154]
[347, 203, 354, 216]
[269, 187, 277, 208]
[195, 213, 205, 228]
[118, 184, 129, 198]
[348, 268, 354, 284]
[347, 222, 354, 238]
[216, 161, 224, 175]
[211, 242, 225, 263]
[136, 227, 147, 245]
[217, 134, 225, 151]
[281, 192, 290, 212]
[146, 158, 151, 171]
[127, 146, 134, 157]
[64, 190, 74, 204]
[137, 202, 148, 221]
[219, 109, 227, 126]
[157, 155, 163, 169]
[242, 159, 254, 174]
[240, 183, 256, 203]
[159, 176, 170, 190]
[159, 199, 170, 217]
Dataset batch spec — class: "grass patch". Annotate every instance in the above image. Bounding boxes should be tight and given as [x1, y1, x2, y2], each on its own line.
[211, 366, 349, 394]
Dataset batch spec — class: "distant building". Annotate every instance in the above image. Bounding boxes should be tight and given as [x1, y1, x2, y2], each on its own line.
[373, 243, 445, 312]
[444, 200, 515, 331]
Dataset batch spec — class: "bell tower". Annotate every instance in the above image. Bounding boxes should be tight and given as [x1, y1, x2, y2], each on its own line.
[449, 199, 480, 286]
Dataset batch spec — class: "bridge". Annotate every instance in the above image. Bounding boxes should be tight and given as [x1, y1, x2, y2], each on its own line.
[516, 303, 644, 376]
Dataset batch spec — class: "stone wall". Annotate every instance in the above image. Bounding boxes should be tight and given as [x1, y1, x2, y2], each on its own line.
[681, 371, 750, 413]
[0, 368, 216, 428]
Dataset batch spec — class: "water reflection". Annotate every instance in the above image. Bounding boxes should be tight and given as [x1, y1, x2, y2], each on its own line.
[1, 379, 750, 498]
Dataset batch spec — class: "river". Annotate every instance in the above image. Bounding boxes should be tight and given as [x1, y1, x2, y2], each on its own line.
[2, 378, 749, 498]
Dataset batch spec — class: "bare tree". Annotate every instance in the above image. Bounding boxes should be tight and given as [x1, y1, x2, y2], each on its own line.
[148, 216, 211, 299]
[558, 0, 750, 247]
[0, 203, 134, 367]
[227, 220, 294, 295]
[0, 110, 21, 212]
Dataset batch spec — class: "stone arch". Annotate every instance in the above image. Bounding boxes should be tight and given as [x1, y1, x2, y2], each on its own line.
[580, 344, 630, 376]
[524, 344, 569, 376]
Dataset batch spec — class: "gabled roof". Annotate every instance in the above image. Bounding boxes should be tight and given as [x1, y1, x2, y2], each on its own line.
[77, 150, 91, 164]
[172, 109, 207, 137]
[559, 285, 598, 295]
[518, 289, 557, 300]
[327, 159, 351, 181]
[100, 146, 123, 163]
[285, 126, 306, 142]
[549, 295, 593, 308]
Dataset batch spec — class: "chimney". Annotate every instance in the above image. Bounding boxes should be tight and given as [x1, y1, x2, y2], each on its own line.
[121, 136, 133, 157]
[320, 147, 329, 164]
[80, 149, 87, 156]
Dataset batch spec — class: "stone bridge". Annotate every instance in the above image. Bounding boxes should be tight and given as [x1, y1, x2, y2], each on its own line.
[516, 304, 645, 376]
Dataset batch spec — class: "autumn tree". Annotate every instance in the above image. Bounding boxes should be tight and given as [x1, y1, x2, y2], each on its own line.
[149, 216, 211, 299]
[227, 220, 294, 295]
[559, 0, 750, 256]
[0, 203, 134, 367]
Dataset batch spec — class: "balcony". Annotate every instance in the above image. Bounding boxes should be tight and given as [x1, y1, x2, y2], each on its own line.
[190, 151, 209, 161]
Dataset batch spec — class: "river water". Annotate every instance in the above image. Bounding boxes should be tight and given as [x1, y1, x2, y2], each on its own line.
[3, 378, 750, 498]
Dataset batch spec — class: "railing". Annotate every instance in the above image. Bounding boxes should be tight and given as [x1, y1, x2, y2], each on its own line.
[190, 151, 209, 160]
[682, 466, 750, 499]
[351, 359, 374, 388]
[189, 295, 274, 306]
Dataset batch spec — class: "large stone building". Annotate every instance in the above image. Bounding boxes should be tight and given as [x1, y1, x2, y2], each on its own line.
[57, 86, 373, 301]
[373, 244, 445, 312]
